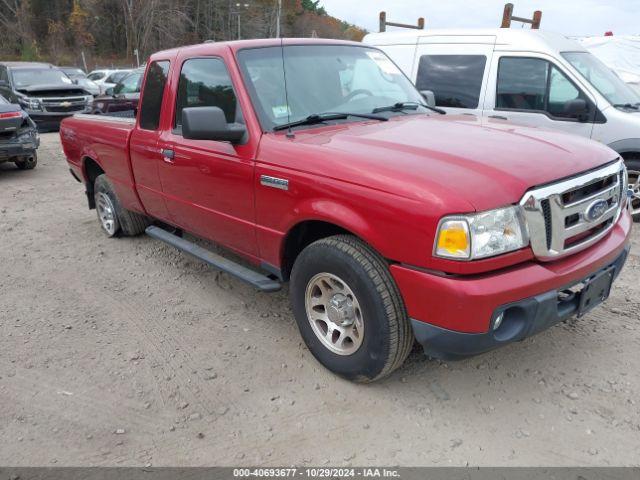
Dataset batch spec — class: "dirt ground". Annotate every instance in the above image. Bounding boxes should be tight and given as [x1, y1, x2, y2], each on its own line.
[0, 132, 639, 467]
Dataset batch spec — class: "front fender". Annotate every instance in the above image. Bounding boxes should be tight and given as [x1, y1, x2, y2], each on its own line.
[255, 169, 435, 270]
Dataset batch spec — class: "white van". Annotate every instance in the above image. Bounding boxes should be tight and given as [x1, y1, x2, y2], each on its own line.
[364, 29, 640, 216]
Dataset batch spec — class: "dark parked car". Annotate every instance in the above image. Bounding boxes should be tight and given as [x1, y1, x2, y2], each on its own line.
[0, 94, 39, 170]
[92, 69, 143, 115]
[0, 62, 93, 131]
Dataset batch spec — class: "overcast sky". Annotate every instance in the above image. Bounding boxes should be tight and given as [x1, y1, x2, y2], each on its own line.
[319, 0, 639, 37]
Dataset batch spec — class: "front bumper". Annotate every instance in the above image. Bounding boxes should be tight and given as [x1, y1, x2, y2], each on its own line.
[410, 246, 629, 359]
[391, 209, 632, 359]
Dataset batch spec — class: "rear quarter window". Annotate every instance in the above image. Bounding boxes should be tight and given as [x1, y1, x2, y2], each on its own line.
[139, 61, 170, 131]
[415, 54, 487, 109]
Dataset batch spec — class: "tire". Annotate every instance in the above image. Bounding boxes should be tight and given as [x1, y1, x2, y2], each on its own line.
[623, 155, 640, 222]
[94, 174, 150, 237]
[15, 153, 37, 170]
[290, 235, 413, 383]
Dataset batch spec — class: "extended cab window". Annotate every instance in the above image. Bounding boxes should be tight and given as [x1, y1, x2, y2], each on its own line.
[139, 61, 170, 130]
[174, 58, 239, 129]
[415, 55, 486, 109]
[497, 57, 590, 120]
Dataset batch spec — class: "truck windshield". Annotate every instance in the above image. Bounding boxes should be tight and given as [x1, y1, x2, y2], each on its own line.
[12, 68, 73, 88]
[237, 44, 427, 131]
[562, 51, 640, 107]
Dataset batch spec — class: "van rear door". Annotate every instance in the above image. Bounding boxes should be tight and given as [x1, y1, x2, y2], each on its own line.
[411, 35, 496, 118]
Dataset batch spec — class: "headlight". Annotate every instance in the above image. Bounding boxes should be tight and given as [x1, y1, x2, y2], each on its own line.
[435, 206, 528, 260]
[18, 97, 42, 111]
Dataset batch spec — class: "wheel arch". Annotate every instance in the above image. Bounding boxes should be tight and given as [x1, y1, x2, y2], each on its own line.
[620, 151, 640, 161]
[82, 156, 105, 209]
[279, 217, 388, 282]
[608, 139, 640, 159]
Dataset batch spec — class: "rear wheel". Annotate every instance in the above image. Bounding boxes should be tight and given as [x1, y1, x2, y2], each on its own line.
[15, 153, 37, 170]
[290, 235, 413, 383]
[624, 156, 640, 221]
[94, 174, 150, 237]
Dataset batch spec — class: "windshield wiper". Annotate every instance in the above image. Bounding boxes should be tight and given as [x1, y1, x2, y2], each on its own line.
[372, 101, 446, 115]
[613, 103, 640, 110]
[272, 112, 387, 131]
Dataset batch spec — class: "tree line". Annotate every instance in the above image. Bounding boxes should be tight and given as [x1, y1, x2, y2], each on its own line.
[0, 0, 366, 69]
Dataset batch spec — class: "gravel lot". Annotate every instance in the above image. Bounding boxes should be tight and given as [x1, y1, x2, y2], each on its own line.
[1, 132, 639, 466]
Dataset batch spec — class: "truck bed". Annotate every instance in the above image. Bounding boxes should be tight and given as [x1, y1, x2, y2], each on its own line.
[60, 114, 144, 213]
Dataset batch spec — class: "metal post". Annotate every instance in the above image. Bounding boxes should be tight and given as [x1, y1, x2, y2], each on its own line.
[532, 10, 542, 29]
[80, 51, 87, 72]
[379, 11, 386, 32]
[501, 3, 513, 28]
[276, 0, 281, 38]
[232, 3, 249, 40]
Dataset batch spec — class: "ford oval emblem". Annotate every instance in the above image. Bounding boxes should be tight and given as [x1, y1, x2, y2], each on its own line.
[585, 199, 608, 222]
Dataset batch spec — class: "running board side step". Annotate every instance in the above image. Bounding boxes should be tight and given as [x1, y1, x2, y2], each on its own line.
[145, 226, 281, 292]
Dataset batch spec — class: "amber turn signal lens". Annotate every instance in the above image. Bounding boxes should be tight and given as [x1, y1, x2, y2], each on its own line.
[435, 220, 470, 259]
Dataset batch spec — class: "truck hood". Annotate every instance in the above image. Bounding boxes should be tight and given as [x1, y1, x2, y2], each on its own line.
[262, 114, 619, 212]
[16, 84, 88, 96]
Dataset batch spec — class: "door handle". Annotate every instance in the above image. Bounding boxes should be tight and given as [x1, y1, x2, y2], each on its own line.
[488, 115, 508, 121]
[161, 148, 175, 163]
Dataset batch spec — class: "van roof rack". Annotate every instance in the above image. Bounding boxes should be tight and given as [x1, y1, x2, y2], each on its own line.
[500, 3, 542, 29]
[379, 11, 425, 33]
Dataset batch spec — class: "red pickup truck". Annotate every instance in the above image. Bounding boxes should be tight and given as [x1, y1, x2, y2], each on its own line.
[60, 38, 632, 382]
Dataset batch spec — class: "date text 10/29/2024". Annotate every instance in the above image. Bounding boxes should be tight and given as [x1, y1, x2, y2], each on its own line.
[233, 468, 400, 478]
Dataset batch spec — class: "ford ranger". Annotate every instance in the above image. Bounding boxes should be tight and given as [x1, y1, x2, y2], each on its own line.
[60, 39, 632, 382]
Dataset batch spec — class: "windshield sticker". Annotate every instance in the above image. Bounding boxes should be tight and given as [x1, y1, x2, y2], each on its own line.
[272, 105, 291, 119]
[366, 51, 400, 75]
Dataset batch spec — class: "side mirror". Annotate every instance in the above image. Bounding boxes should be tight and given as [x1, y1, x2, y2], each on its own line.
[419, 90, 437, 108]
[182, 106, 245, 143]
[564, 98, 589, 121]
[72, 78, 79, 85]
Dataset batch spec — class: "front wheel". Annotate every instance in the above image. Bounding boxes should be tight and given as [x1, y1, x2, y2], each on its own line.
[290, 235, 413, 383]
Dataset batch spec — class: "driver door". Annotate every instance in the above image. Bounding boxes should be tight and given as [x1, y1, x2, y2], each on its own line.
[157, 55, 258, 257]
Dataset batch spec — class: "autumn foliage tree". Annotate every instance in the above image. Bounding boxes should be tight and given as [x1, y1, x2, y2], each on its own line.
[0, 0, 366, 68]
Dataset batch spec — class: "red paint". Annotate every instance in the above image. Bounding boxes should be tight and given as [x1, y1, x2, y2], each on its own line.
[59, 38, 631, 334]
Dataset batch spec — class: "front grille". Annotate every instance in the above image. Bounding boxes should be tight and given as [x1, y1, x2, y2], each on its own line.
[39, 97, 88, 114]
[44, 104, 86, 113]
[540, 199, 552, 249]
[561, 174, 616, 204]
[520, 160, 624, 261]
